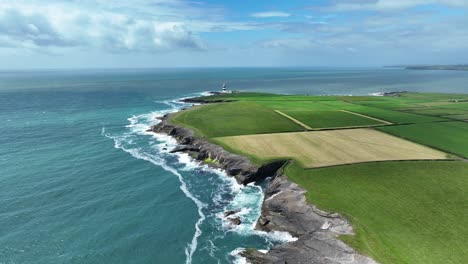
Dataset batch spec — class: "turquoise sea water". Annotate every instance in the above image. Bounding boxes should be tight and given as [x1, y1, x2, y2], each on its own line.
[1, 68, 467, 264]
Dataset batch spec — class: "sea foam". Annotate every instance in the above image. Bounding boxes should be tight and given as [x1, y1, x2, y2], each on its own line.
[104, 92, 296, 263]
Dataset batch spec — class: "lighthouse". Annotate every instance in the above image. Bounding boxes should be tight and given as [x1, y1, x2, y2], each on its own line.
[222, 83, 227, 92]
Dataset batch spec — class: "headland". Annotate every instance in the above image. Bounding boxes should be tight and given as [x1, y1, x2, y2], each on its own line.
[150, 91, 468, 264]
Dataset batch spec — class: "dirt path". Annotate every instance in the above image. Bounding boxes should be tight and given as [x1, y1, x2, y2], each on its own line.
[340, 109, 393, 124]
[275, 110, 313, 130]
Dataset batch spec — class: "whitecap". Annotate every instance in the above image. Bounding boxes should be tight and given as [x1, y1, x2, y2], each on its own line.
[102, 91, 298, 263]
[230, 248, 249, 264]
[102, 131, 206, 264]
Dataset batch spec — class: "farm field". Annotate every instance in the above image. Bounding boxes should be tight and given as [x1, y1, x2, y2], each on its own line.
[378, 121, 468, 158]
[214, 129, 450, 168]
[404, 107, 468, 116]
[257, 100, 336, 111]
[171, 91, 468, 264]
[319, 101, 447, 124]
[444, 113, 468, 121]
[171, 101, 304, 137]
[280, 110, 386, 129]
[286, 161, 468, 264]
[427, 102, 468, 109]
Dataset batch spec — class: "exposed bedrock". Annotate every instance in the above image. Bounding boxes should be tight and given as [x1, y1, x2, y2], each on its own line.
[249, 175, 378, 264]
[149, 114, 286, 185]
[150, 113, 377, 264]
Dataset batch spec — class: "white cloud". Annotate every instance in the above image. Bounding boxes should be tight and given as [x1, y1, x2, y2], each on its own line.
[251, 11, 291, 18]
[330, 0, 468, 11]
[0, 1, 212, 52]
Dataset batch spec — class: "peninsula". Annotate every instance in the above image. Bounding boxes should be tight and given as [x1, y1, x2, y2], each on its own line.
[150, 91, 468, 264]
[387, 64, 468, 71]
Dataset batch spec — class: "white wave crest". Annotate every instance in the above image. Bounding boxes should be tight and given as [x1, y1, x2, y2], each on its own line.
[230, 248, 249, 264]
[103, 132, 206, 264]
[103, 91, 297, 263]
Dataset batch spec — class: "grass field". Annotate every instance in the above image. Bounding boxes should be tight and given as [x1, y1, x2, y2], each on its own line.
[281, 110, 386, 129]
[215, 129, 450, 168]
[257, 100, 336, 111]
[378, 121, 468, 158]
[172, 91, 468, 264]
[173, 92, 455, 138]
[170, 101, 304, 137]
[286, 161, 468, 264]
[444, 113, 468, 121]
[319, 101, 447, 124]
[428, 102, 468, 110]
[404, 108, 468, 116]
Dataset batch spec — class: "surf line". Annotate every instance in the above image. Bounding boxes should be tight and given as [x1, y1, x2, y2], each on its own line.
[102, 95, 208, 264]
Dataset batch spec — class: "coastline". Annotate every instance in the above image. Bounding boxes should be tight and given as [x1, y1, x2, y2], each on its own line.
[149, 96, 378, 264]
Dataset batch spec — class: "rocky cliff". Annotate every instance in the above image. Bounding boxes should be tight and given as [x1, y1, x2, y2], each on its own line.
[150, 111, 377, 264]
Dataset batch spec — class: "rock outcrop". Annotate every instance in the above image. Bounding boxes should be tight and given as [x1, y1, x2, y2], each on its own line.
[150, 110, 377, 264]
[247, 175, 378, 264]
[149, 114, 287, 185]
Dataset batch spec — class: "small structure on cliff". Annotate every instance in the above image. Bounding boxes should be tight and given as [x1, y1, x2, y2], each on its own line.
[221, 83, 231, 93]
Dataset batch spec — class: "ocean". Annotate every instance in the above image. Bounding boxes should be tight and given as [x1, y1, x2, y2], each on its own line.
[1, 68, 467, 264]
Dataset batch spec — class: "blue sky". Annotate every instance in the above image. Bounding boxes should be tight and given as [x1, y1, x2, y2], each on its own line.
[0, 0, 467, 68]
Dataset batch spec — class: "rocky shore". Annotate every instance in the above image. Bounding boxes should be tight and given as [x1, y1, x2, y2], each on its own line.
[149, 99, 377, 264]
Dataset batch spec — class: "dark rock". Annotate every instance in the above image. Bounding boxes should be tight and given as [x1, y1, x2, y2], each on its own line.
[149, 97, 377, 264]
[251, 175, 378, 264]
[169, 145, 199, 153]
[149, 113, 286, 185]
[227, 217, 241, 226]
[224, 209, 241, 217]
[258, 217, 270, 226]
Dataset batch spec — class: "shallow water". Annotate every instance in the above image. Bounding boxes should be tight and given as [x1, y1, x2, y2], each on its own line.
[0, 68, 467, 263]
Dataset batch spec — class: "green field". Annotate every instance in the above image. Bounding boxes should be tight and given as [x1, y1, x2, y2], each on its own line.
[171, 101, 304, 137]
[215, 129, 449, 168]
[444, 113, 468, 121]
[170, 91, 468, 264]
[378, 121, 468, 158]
[257, 100, 336, 111]
[286, 161, 468, 264]
[282, 110, 385, 129]
[319, 101, 447, 124]
[404, 108, 468, 116]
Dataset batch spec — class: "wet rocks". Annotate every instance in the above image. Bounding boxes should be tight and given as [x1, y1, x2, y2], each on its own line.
[149, 115, 287, 185]
[227, 217, 242, 226]
[248, 175, 378, 264]
[224, 209, 241, 217]
[169, 145, 199, 153]
[150, 103, 377, 264]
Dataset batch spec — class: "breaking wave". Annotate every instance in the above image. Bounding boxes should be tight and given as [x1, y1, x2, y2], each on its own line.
[102, 92, 296, 264]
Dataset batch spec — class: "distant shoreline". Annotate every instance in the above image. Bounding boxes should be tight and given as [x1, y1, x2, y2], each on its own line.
[385, 65, 468, 71]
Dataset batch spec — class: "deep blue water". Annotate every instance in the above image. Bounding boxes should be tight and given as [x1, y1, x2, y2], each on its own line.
[1, 68, 467, 264]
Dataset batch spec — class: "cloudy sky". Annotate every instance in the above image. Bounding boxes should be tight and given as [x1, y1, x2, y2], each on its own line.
[1, 0, 467, 69]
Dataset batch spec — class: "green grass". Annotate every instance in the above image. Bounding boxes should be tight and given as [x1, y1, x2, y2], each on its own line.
[286, 161, 468, 264]
[357, 100, 423, 110]
[378, 121, 468, 158]
[444, 114, 468, 121]
[171, 92, 468, 264]
[196, 92, 338, 102]
[256, 100, 336, 111]
[282, 110, 384, 129]
[170, 101, 304, 137]
[404, 108, 468, 116]
[320, 101, 446, 124]
[434, 102, 468, 110]
[196, 92, 284, 102]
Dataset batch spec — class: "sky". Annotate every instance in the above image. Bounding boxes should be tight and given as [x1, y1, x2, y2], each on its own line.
[0, 0, 467, 69]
